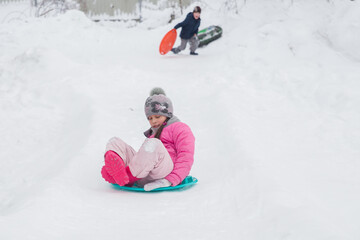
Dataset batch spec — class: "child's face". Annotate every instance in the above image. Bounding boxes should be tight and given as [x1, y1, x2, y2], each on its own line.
[193, 12, 200, 19]
[148, 115, 167, 128]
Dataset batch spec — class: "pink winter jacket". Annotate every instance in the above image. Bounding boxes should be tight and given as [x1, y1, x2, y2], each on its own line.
[145, 121, 195, 186]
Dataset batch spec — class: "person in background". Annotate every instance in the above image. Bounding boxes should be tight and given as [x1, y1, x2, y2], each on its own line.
[171, 6, 201, 55]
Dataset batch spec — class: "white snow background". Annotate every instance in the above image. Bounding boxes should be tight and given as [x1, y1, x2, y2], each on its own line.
[1, 0, 360, 239]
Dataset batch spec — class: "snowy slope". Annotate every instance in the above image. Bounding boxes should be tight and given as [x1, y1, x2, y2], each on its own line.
[1, 0, 360, 239]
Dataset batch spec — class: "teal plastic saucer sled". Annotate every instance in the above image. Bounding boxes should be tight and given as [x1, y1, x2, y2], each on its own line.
[112, 176, 198, 192]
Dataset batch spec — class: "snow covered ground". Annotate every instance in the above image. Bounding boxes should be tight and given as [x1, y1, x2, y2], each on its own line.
[1, 0, 360, 239]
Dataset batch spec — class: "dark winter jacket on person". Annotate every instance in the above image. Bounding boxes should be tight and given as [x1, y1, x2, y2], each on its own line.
[174, 12, 201, 40]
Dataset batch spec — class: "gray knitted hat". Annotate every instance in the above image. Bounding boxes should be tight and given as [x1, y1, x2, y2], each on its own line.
[144, 88, 173, 119]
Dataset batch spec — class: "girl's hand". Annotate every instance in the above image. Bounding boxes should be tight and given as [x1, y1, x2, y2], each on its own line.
[144, 179, 171, 191]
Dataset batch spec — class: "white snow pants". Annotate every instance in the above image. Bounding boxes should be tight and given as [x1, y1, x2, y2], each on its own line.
[105, 137, 174, 185]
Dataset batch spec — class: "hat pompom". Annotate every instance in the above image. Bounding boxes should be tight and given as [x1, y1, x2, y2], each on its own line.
[150, 87, 166, 96]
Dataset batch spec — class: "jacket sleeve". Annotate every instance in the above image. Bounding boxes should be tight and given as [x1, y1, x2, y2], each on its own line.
[174, 14, 191, 29]
[194, 20, 200, 35]
[165, 124, 195, 186]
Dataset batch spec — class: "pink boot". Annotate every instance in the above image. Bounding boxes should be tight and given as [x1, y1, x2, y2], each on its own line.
[101, 166, 116, 184]
[125, 166, 141, 187]
[104, 150, 129, 186]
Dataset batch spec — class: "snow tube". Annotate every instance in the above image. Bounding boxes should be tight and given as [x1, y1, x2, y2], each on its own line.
[159, 29, 177, 55]
[112, 176, 198, 192]
[198, 25, 223, 47]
